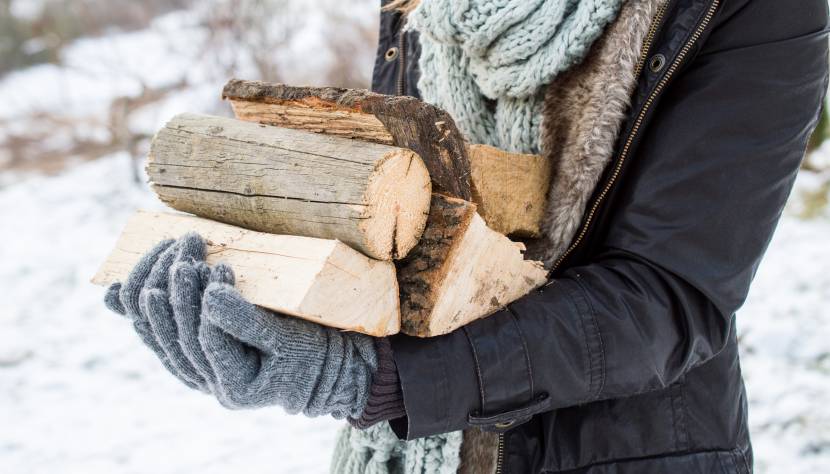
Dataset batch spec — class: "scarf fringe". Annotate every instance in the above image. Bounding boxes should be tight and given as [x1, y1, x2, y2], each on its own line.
[330, 423, 462, 474]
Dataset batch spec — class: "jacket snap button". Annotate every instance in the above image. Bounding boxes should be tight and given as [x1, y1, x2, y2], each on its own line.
[385, 47, 399, 62]
[494, 420, 515, 429]
[649, 54, 666, 73]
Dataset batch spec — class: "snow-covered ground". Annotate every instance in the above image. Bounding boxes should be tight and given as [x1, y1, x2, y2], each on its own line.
[740, 172, 830, 473]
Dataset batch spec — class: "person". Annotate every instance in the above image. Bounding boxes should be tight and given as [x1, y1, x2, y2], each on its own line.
[104, 0, 830, 472]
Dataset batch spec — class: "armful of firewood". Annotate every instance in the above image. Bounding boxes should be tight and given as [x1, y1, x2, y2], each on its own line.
[93, 81, 551, 338]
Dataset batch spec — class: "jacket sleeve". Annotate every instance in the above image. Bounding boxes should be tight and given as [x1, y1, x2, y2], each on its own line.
[388, 0, 830, 439]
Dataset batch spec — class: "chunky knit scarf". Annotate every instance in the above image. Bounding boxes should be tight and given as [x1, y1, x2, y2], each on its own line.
[411, 0, 625, 154]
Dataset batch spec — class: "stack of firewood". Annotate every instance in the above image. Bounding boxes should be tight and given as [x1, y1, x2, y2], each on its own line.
[92, 80, 552, 338]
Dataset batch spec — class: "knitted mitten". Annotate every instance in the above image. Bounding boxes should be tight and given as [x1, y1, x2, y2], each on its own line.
[199, 263, 377, 417]
[105, 233, 378, 419]
[105, 236, 210, 391]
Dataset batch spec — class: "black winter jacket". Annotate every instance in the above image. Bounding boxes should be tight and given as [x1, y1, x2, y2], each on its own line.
[371, 1, 829, 472]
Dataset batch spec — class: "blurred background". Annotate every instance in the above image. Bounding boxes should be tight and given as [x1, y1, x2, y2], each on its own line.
[0, 1, 828, 473]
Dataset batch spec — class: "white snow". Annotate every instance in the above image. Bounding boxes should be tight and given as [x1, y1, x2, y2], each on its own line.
[9, 0, 46, 22]
[0, 6, 378, 468]
[739, 192, 830, 473]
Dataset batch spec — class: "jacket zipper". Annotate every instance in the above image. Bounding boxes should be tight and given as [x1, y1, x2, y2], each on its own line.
[633, 0, 670, 79]
[397, 29, 407, 96]
[496, 433, 505, 474]
[550, 0, 721, 273]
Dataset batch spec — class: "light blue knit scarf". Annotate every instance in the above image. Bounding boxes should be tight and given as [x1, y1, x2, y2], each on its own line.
[330, 422, 462, 474]
[411, 0, 625, 154]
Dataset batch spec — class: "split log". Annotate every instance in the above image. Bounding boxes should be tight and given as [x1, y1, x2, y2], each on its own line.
[222, 79, 473, 200]
[147, 113, 432, 261]
[91, 211, 400, 337]
[468, 144, 550, 237]
[222, 80, 551, 237]
[398, 194, 548, 337]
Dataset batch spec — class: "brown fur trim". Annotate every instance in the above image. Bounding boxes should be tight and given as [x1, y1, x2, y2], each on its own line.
[457, 428, 500, 474]
[539, 0, 668, 266]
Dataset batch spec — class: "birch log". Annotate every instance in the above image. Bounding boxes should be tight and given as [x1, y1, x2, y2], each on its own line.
[222, 80, 551, 237]
[147, 113, 431, 261]
[398, 194, 548, 337]
[92, 211, 400, 336]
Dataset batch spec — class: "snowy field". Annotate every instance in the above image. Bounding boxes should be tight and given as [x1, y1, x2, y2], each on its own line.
[1, 3, 829, 473]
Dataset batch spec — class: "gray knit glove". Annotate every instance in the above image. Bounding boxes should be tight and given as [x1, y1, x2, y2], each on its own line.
[105, 236, 211, 392]
[104, 233, 378, 419]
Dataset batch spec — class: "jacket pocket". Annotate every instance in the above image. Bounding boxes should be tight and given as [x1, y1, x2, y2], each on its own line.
[545, 448, 749, 473]
[542, 382, 690, 472]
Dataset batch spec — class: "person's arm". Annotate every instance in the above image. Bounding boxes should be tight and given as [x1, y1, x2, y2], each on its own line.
[388, 0, 830, 439]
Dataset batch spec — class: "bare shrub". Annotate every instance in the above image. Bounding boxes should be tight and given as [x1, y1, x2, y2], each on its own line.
[1, 0, 379, 178]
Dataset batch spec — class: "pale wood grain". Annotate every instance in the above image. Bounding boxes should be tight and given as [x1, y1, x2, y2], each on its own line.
[92, 211, 401, 336]
[222, 80, 473, 200]
[230, 100, 395, 145]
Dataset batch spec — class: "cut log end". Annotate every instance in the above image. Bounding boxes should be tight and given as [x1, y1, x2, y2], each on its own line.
[361, 149, 432, 260]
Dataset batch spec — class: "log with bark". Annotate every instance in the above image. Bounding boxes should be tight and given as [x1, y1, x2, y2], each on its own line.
[222, 79, 473, 201]
[222, 80, 550, 237]
[147, 113, 432, 261]
[398, 194, 548, 337]
[91, 211, 401, 337]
